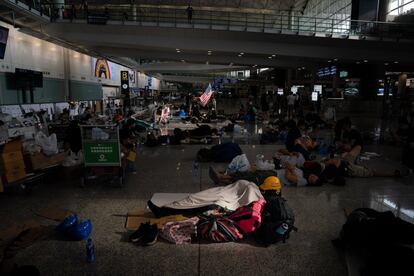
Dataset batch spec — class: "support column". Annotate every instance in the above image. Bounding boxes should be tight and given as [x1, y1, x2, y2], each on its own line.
[286, 69, 292, 92]
[398, 73, 407, 97]
[63, 48, 71, 101]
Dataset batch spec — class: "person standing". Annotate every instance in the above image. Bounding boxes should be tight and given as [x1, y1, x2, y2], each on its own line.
[287, 92, 296, 119]
[261, 93, 269, 121]
[186, 5, 193, 23]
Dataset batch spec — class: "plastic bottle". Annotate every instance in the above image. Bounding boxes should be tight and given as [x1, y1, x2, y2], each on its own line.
[275, 223, 289, 236]
[86, 238, 96, 263]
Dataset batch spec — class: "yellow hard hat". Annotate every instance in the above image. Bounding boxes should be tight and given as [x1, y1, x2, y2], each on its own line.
[260, 176, 282, 191]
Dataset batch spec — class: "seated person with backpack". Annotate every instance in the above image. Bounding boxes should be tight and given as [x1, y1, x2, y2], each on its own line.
[197, 142, 242, 163]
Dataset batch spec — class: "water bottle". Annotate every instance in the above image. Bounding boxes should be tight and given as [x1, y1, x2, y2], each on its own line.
[193, 161, 199, 177]
[276, 223, 289, 236]
[86, 238, 96, 263]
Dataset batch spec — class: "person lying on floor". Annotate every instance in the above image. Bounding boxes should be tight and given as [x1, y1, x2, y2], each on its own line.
[274, 149, 306, 168]
[320, 151, 412, 179]
[209, 161, 324, 187]
[187, 124, 218, 138]
[209, 166, 277, 186]
[197, 142, 243, 163]
[147, 180, 264, 218]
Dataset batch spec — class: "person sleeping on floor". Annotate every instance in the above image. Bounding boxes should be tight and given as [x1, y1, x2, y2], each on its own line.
[147, 177, 283, 218]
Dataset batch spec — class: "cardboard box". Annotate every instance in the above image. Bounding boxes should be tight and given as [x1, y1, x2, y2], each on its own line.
[25, 152, 67, 171]
[1, 139, 26, 184]
[5, 167, 26, 183]
[1, 139, 24, 163]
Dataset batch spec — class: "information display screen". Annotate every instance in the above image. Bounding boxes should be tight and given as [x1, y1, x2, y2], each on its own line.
[312, 92, 318, 102]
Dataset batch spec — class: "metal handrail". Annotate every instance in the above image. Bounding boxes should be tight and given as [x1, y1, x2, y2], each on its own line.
[10, 2, 414, 39]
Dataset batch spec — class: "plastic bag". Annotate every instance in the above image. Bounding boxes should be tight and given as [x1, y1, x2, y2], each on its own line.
[35, 132, 58, 156]
[62, 150, 84, 167]
[23, 141, 42, 154]
[91, 128, 110, 140]
[227, 154, 251, 173]
[256, 154, 275, 171]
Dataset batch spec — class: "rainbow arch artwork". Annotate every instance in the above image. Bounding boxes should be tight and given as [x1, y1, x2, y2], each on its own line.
[94, 58, 111, 79]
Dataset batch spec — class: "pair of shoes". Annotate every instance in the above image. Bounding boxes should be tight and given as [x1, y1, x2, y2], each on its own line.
[129, 222, 150, 243]
[209, 166, 220, 185]
[142, 224, 159, 246]
[129, 222, 159, 246]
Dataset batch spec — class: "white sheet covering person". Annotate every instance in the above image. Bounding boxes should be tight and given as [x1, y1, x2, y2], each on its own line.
[153, 180, 264, 211]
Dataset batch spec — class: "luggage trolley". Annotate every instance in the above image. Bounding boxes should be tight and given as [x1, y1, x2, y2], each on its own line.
[80, 125, 125, 187]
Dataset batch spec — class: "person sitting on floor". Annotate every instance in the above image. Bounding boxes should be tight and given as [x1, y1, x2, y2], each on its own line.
[290, 136, 318, 161]
[197, 142, 242, 163]
[285, 120, 302, 152]
[335, 117, 364, 154]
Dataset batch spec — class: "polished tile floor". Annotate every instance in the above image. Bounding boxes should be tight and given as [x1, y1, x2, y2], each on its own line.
[1, 143, 413, 276]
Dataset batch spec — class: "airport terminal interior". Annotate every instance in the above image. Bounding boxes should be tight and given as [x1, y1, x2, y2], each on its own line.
[0, 0, 414, 275]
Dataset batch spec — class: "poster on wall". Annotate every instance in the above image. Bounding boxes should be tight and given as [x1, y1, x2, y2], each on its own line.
[93, 58, 112, 79]
[129, 71, 135, 84]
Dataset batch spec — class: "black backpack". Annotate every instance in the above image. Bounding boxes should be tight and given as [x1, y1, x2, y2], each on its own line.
[255, 194, 297, 246]
[339, 208, 414, 247]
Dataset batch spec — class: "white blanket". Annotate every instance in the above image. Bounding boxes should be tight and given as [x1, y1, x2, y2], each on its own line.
[162, 180, 264, 211]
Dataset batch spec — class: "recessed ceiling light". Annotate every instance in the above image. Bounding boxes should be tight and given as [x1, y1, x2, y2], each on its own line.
[208, 53, 212, 55]
[176, 50, 181, 53]
[328, 60, 332, 63]
[394, 61, 399, 64]
[334, 58, 338, 61]
[364, 60, 368, 63]
[384, 62, 389, 65]
[272, 54, 276, 57]
[268, 56, 272, 59]
[238, 54, 242, 57]
[207, 50, 212, 53]
[298, 68, 301, 70]
[181, 59, 185, 62]
[175, 48, 180, 51]
[302, 67, 305, 69]
[239, 52, 244, 55]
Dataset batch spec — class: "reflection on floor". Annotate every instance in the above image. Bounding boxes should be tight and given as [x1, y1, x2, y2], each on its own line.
[0, 143, 412, 275]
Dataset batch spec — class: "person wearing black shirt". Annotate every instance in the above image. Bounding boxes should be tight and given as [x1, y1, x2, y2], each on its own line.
[285, 120, 301, 152]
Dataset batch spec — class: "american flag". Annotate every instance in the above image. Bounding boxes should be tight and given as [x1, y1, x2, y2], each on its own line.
[199, 83, 214, 107]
